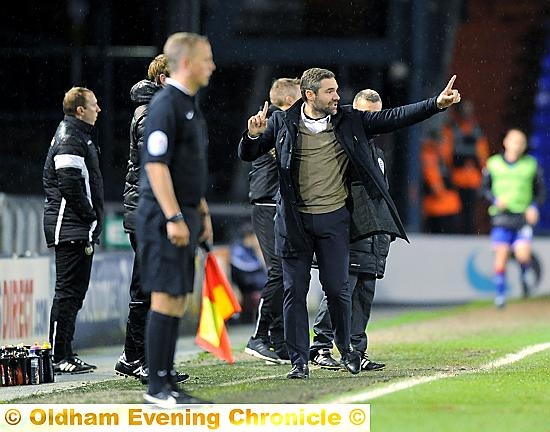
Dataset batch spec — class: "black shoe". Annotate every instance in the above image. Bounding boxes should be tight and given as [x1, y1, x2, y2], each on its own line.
[310, 349, 340, 370]
[139, 366, 190, 385]
[244, 337, 281, 363]
[361, 353, 385, 371]
[273, 347, 291, 365]
[71, 353, 97, 369]
[143, 390, 178, 408]
[54, 357, 94, 375]
[114, 353, 142, 378]
[171, 389, 211, 404]
[286, 363, 309, 379]
[340, 350, 361, 374]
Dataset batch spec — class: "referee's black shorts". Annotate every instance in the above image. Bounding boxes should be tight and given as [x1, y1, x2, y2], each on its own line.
[137, 199, 201, 296]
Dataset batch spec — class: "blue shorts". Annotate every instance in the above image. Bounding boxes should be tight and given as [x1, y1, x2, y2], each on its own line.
[491, 225, 533, 247]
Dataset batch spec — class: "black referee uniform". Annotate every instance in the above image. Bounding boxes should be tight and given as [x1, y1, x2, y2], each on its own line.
[136, 80, 207, 397]
[137, 83, 207, 296]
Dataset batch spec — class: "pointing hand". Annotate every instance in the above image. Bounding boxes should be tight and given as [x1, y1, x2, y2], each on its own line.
[437, 75, 461, 109]
[247, 101, 269, 137]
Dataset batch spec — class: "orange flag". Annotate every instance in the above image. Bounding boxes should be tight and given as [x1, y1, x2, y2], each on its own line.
[195, 249, 242, 363]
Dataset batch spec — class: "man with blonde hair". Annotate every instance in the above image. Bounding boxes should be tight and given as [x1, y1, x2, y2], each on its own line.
[245, 78, 300, 364]
[138, 32, 215, 406]
[115, 54, 189, 386]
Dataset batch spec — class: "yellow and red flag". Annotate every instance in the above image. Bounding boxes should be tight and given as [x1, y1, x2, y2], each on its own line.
[195, 247, 241, 363]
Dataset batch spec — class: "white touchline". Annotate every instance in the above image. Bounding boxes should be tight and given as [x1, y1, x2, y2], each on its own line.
[327, 342, 550, 404]
[217, 373, 286, 387]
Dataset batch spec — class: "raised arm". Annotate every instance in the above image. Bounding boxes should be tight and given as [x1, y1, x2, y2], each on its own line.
[238, 101, 277, 161]
[360, 75, 461, 135]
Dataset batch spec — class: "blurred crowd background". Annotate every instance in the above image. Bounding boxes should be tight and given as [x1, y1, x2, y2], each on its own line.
[1, 0, 549, 252]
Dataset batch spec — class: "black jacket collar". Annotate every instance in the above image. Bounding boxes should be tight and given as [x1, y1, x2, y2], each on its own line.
[64, 115, 94, 135]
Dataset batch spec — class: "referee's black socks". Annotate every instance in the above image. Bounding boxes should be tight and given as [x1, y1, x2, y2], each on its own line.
[146, 310, 180, 394]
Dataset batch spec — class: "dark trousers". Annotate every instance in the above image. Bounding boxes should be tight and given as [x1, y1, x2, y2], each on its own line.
[123, 233, 151, 362]
[283, 206, 352, 366]
[311, 273, 376, 356]
[251, 205, 284, 347]
[49, 241, 93, 362]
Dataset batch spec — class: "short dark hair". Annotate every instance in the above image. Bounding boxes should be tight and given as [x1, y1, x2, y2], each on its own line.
[148, 54, 169, 85]
[62, 87, 92, 116]
[300, 68, 335, 101]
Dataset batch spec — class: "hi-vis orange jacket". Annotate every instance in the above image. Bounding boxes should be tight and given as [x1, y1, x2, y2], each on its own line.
[441, 119, 489, 189]
[421, 136, 462, 217]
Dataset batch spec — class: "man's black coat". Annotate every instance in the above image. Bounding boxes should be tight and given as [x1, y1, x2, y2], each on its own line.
[238, 97, 442, 257]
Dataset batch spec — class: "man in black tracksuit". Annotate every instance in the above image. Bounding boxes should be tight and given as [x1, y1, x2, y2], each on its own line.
[239, 69, 461, 379]
[43, 86, 103, 374]
[114, 55, 189, 385]
[244, 78, 300, 364]
[310, 89, 389, 371]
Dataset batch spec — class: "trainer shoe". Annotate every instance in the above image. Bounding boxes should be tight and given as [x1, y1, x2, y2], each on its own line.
[171, 388, 211, 404]
[138, 367, 190, 385]
[310, 349, 340, 370]
[143, 390, 177, 408]
[71, 354, 97, 370]
[54, 357, 94, 375]
[114, 354, 142, 379]
[244, 337, 281, 363]
[274, 346, 291, 365]
[361, 353, 385, 371]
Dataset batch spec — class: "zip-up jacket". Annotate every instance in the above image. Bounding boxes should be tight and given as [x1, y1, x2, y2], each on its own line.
[43, 115, 104, 246]
[248, 104, 280, 204]
[349, 141, 391, 278]
[123, 79, 162, 232]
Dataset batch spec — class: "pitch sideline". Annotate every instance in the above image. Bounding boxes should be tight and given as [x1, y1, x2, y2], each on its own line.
[326, 342, 550, 404]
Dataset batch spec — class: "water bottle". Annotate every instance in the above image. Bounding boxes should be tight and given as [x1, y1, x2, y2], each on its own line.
[0, 346, 9, 386]
[41, 342, 55, 383]
[15, 345, 29, 385]
[33, 343, 46, 384]
[4, 345, 17, 386]
[28, 348, 40, 385]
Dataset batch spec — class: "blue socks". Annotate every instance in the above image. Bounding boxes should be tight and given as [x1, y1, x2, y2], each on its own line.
[494, 270, 506, 298]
